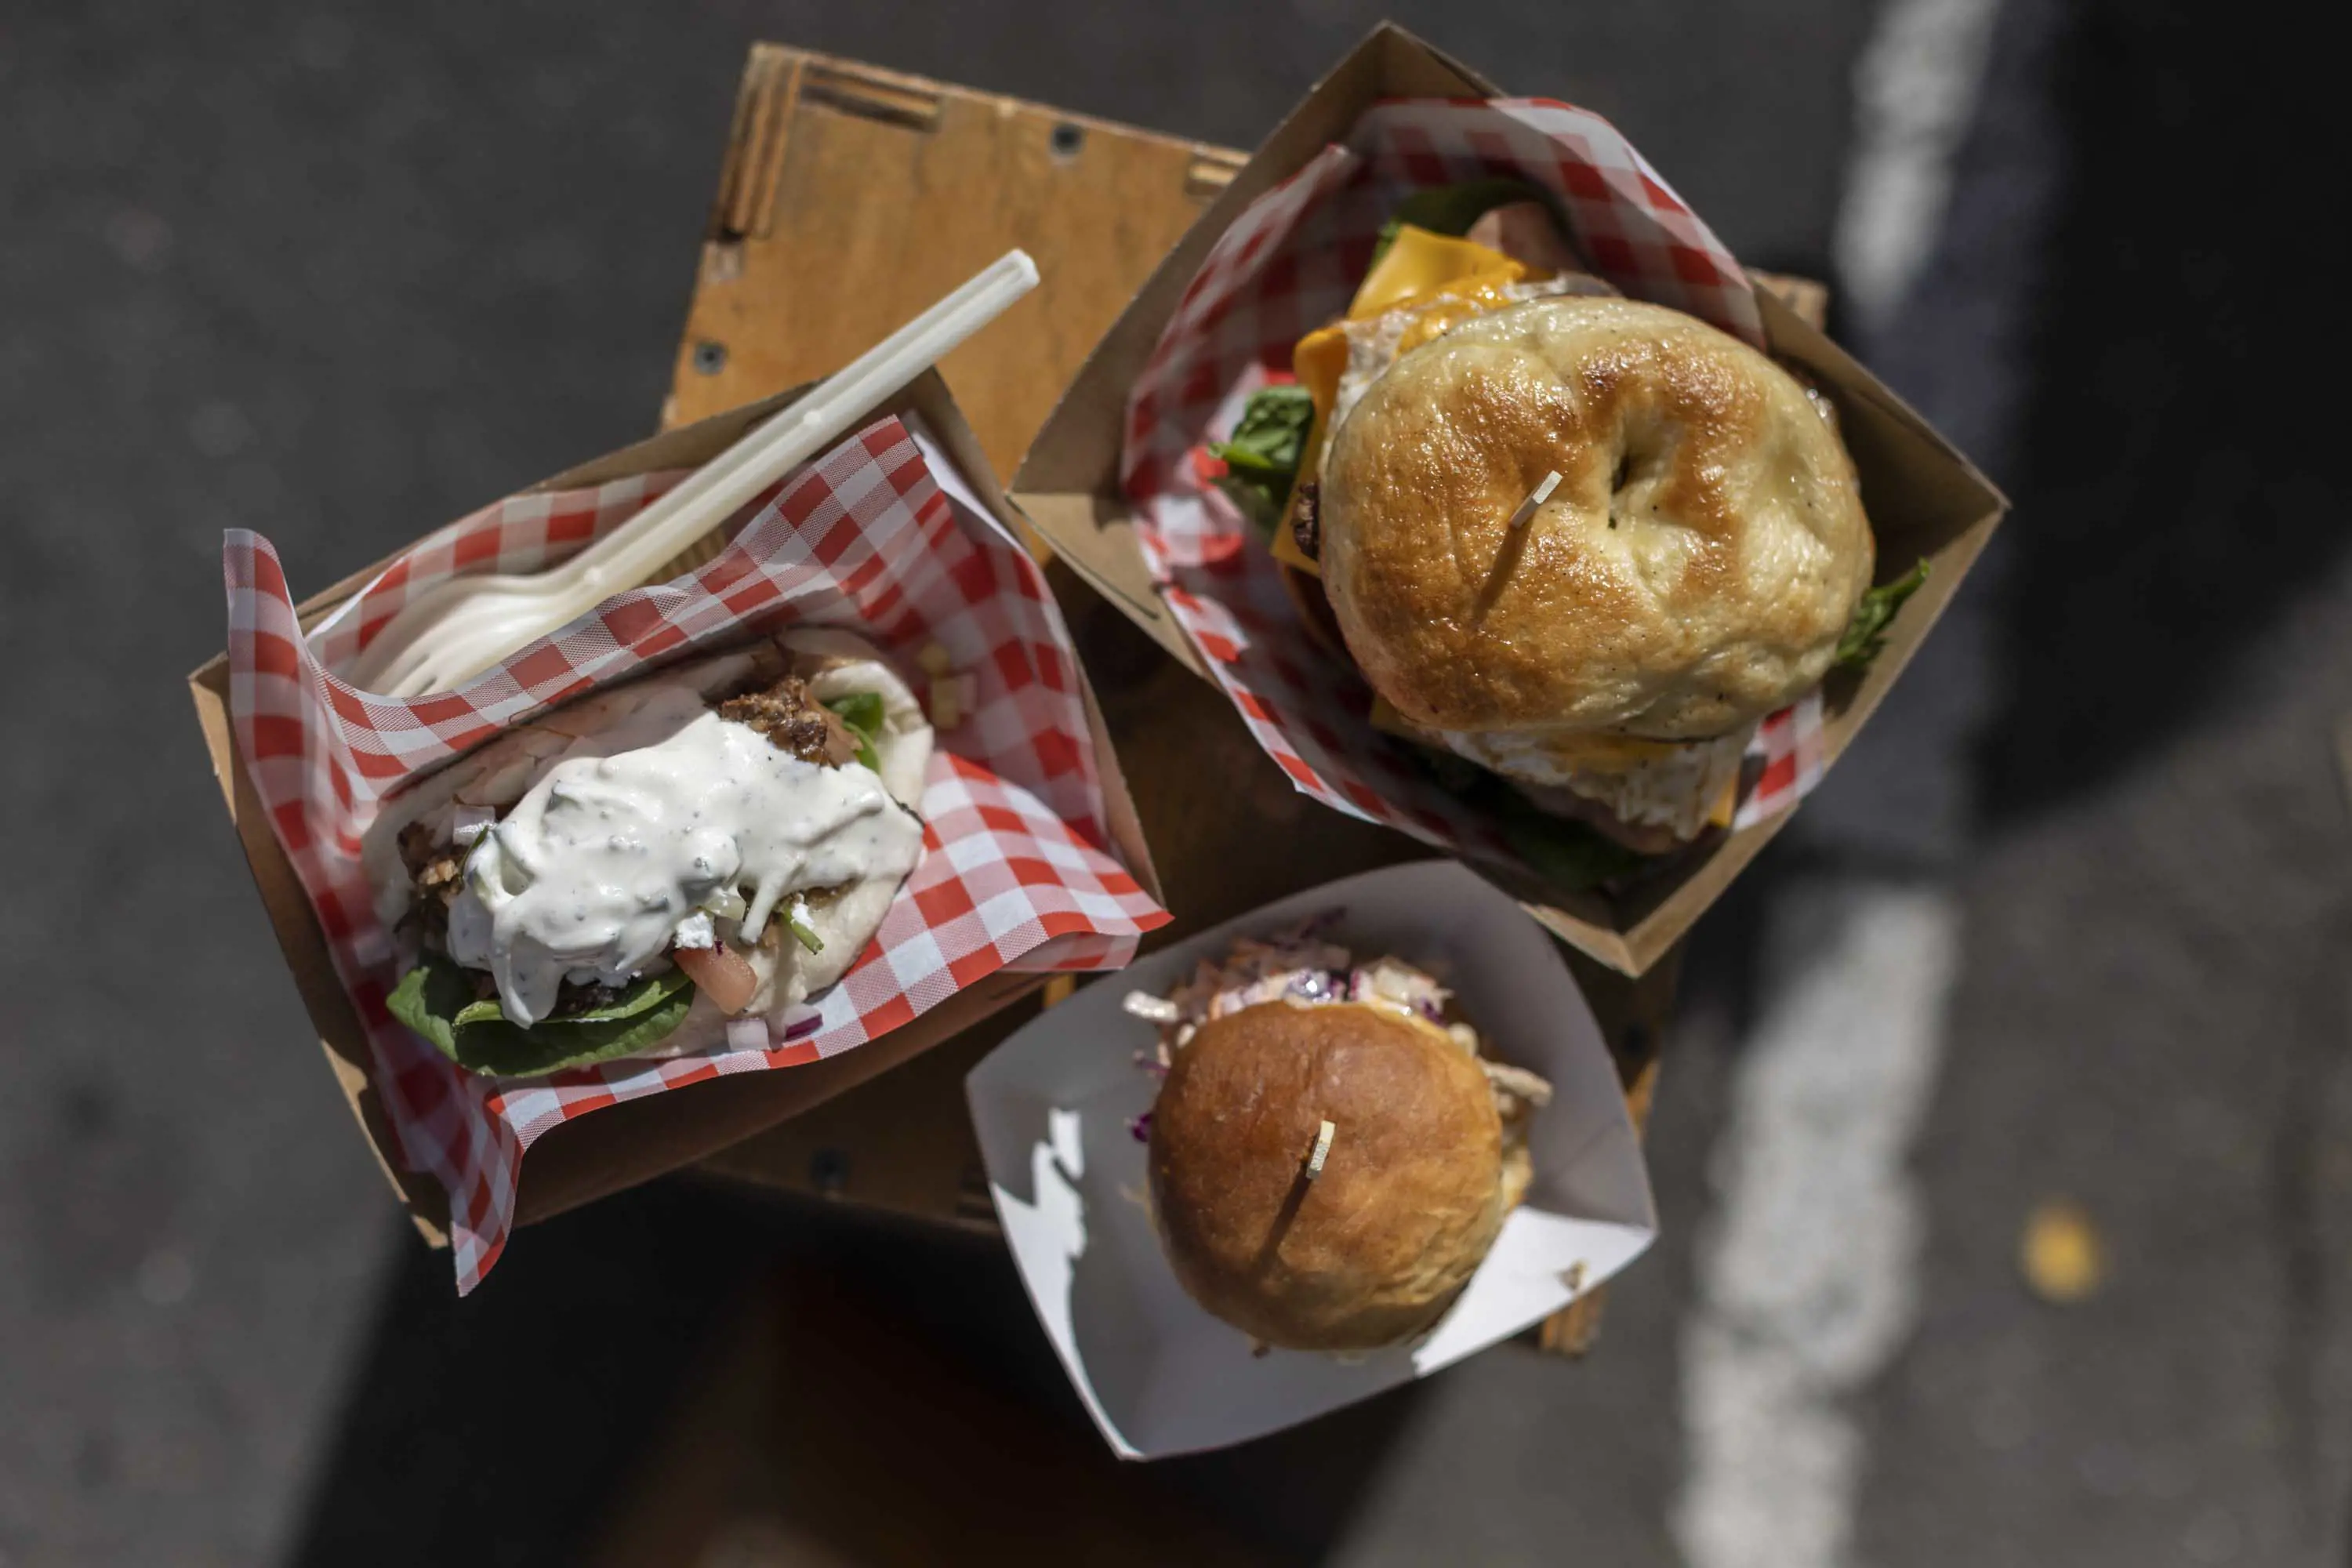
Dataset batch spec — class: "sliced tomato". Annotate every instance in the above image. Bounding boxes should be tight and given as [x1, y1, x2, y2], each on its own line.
[672, 942, 759, 1016]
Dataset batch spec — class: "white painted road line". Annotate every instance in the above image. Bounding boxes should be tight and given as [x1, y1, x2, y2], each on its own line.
[1835, 0, 2006, 335]
[1670, 0, 2007, 1555]
[1673, 883, 1962, 1568]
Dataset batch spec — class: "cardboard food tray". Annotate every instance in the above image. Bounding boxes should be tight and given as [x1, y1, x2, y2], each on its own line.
[187, 371, 1159, 1247]
[969, 862, 1659, 1457]
[1011, 22, 2009, 978]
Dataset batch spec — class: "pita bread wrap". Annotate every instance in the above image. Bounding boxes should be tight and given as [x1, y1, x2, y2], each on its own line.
[360, 629, 934, 1076]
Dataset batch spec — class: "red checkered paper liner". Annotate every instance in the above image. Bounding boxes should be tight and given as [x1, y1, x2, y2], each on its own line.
[223, 416, 1168, 1293]
[1119, 97, 1826, 869]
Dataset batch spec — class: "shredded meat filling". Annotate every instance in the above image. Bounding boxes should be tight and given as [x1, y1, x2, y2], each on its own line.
[713, 673, 860, 766]
[401, 662, 874, 1025]
[397, 820, 464, 894]
[463, 964, 628, 1015]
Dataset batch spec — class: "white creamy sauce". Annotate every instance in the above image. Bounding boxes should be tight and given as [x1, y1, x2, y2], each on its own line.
[445, 684, 921, 1025]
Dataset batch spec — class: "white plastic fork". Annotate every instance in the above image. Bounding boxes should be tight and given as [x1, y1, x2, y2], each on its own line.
[343, 249, 1040, 698]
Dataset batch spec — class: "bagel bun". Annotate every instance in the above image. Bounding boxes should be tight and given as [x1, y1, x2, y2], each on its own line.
[1147, 1000, 1506, 1351]
[1319, 296, 1873, 744]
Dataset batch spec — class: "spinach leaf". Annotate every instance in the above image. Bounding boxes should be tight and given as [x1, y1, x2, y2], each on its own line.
[1206, 385, 1315, 535]
[1834, 560, 1929, 670]
[822, 690, 884, 771]
[387, 955, 698, 1078]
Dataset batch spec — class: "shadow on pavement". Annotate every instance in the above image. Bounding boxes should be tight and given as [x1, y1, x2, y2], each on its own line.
[282, 1176, 1414, 1566]
[282, 1181, 769, 1568]
[1972, 0, 2352, 826]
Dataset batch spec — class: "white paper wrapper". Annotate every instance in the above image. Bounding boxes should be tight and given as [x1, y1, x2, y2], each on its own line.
[965, 861, 1658, 1457]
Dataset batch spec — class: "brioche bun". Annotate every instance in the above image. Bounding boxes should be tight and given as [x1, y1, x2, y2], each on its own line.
[1147, 1000, 1505, 1351]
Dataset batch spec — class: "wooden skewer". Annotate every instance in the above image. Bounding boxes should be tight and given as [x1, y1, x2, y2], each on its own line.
[1305, 1118, 1336, 1180]
[1504, 470, 1563, 531]
[1254, 1119, 1338, 1273]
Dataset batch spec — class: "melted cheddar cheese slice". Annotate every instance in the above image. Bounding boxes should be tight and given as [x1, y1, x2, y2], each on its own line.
[1276, 225, 1532, 579]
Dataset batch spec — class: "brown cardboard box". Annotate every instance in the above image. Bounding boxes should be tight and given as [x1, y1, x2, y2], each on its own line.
[186, 372, 1158, 1246]
[1012, 23, 2008, 977]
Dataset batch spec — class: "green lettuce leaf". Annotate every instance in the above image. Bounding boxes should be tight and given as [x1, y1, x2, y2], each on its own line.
[1370, 178, 1557, 266]
[1206, 384, 1315, 535]
[822, 690, 884, 771]
[1834, 560, 1930, 670]
[386, 954, 698, 1078]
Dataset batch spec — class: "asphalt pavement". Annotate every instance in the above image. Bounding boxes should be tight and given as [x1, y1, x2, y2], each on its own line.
[3, 0, 2350, 1564]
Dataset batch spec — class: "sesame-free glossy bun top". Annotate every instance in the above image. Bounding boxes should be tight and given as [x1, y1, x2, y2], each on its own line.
[1147, 1000, 1504, 1352]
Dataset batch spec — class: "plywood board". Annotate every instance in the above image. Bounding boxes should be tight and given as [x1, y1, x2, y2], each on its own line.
[664, 45, 1246, 481]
